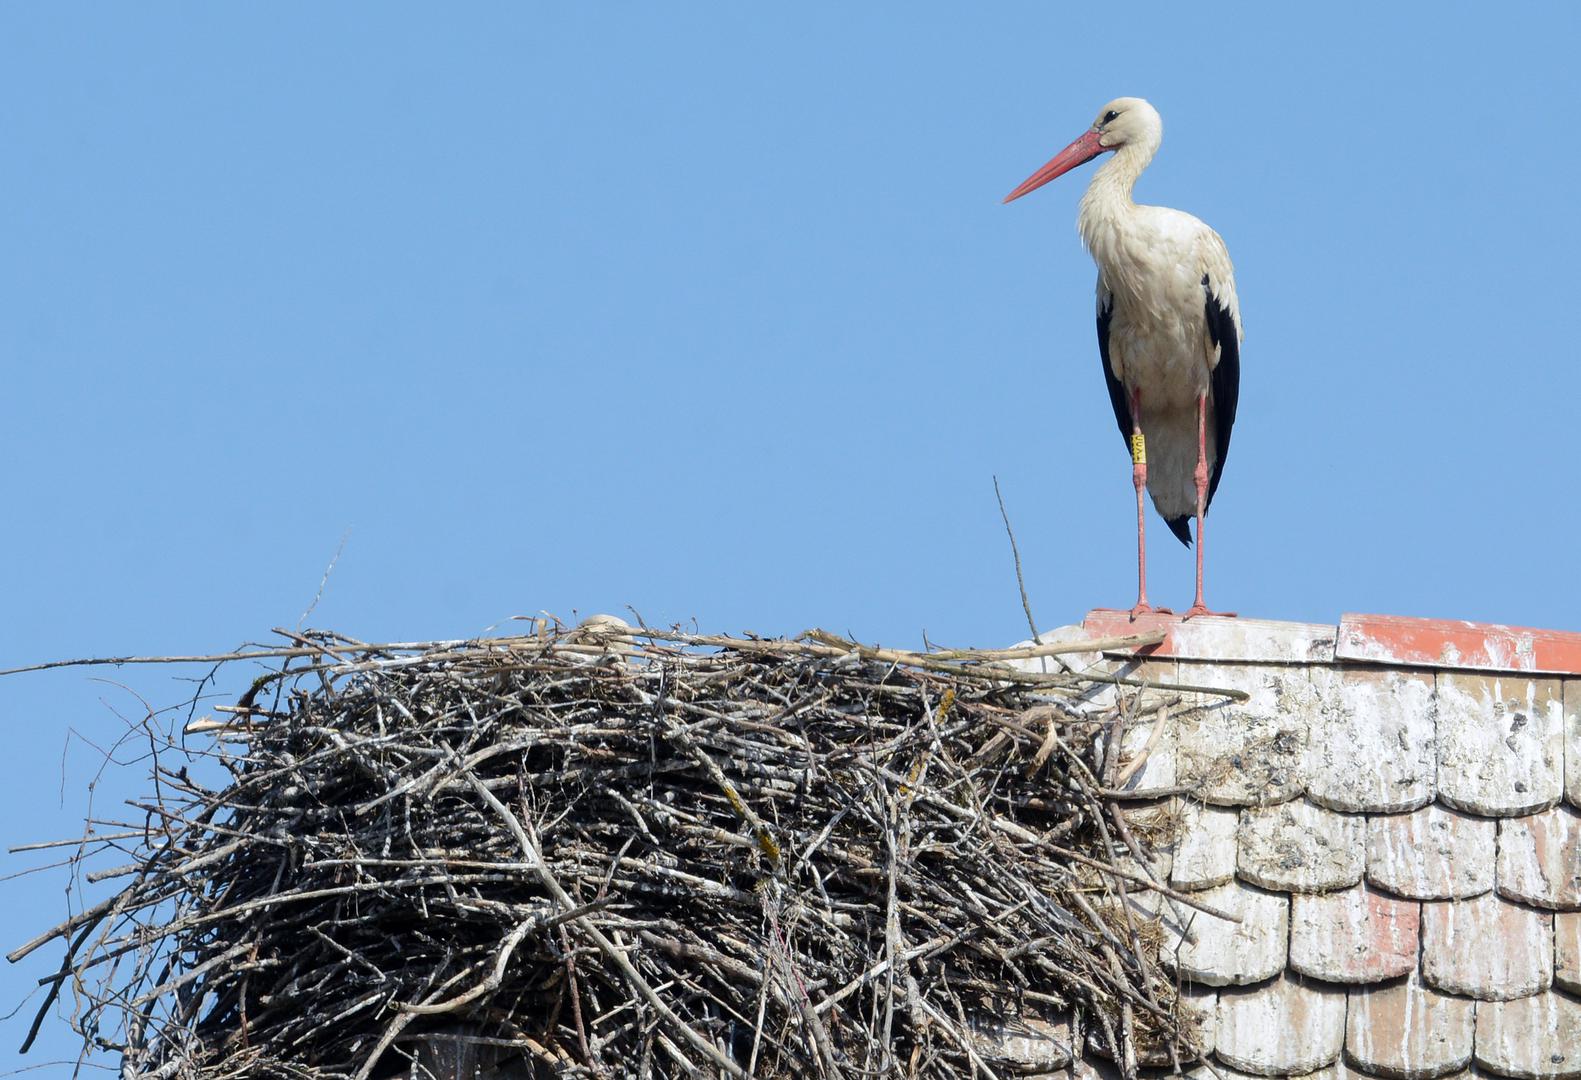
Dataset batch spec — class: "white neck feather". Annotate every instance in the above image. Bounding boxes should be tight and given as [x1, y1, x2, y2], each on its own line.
[1077, 140, 1156, 256]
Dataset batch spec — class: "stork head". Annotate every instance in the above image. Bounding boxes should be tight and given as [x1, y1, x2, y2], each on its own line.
[1003, 97, 1162, 204]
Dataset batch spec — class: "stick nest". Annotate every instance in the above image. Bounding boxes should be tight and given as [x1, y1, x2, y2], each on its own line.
[14, 621, 1216, 1079]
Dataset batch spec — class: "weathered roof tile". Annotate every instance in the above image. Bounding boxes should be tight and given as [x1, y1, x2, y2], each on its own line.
[1237, 799, 1365, 893]
[1473, 989, 1581, 1079]
[1098, 842, 1172, 924]
[1557, 911, 1581, 994]
[1121, 983, 1217, 1067]
[1161, 880, 1288, 987]
[1113, 802, 1174, 898]
[1187, 1063, 1370, 1080]
[1421, 892, 1553, 1000]
[1103, 661, 1180, 795]
[1567, 679, 1581, 810]
[1072, 1051, 1123, 1079]
[1170, 800, 1239, 892]
[1313, 1066, 1402, 1080]
[1366, 804, 1495, 900]
[1290, 883, 1419, 983]
[1498, 806, 1581, 911]
[1305, 667, 1436, 813]
[1215, 974, 1347, 1076]
[1178, 982, 1217, 1061]
[970, 1012, 1072, 1072]
[1082, 610, 1338, 664]
[1187, 1065, 1249, 1080]
[1345, 971, 1474, 1079]
[1019, 623, 1107, 672]
[1176, 661, 1311, 806]
[1436, 673, 1563, 817]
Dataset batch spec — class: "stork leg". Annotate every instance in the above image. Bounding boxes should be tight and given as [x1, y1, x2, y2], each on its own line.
[1128, 389, 1161, 620]
[1184, 392, 1233, 619]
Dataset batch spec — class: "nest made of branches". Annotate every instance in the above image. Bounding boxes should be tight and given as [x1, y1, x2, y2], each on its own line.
[11, 619, 1242, 1079]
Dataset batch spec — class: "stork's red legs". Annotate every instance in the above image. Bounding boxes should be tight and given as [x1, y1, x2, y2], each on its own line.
[1128, 390, 1166, 620]
[1184, 392, 1234, 619]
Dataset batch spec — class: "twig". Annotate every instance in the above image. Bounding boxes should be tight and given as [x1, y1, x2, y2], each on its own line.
[466, 774, 752, 1080]
[298, 527, 352, 628]
[993, 474, 1042, 646]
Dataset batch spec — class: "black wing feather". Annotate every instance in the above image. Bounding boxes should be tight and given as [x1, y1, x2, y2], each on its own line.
[1096, 292, 1131, 448]
[1202, 275, 1240, 511]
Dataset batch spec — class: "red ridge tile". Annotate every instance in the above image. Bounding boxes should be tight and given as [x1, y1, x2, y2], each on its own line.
[1338, 613, 1581, 675]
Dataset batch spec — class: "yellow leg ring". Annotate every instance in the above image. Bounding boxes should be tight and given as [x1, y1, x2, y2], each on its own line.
[1130, 433, 1146, 465]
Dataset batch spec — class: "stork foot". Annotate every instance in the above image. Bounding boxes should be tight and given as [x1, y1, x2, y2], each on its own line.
[1182, 604, 1236, 620]
[1128, 603, 1173, 621]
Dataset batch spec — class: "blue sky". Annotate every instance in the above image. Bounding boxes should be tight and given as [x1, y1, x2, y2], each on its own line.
[3, 4, 1579, 1070]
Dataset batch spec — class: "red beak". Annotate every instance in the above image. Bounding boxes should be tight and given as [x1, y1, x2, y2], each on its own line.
[1003, 129, 1109, 204]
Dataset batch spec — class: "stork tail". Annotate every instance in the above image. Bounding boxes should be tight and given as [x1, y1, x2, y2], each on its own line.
[1165, 515, 1193, 547]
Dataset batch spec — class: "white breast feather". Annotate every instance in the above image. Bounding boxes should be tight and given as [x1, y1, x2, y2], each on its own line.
[1084, 206, 1241, 520]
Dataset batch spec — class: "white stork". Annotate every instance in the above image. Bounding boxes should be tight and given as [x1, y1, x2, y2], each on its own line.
[1004, 97, 1241, 619]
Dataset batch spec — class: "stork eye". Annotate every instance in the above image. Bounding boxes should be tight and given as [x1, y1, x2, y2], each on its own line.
[1102, 110, 1120, 125]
